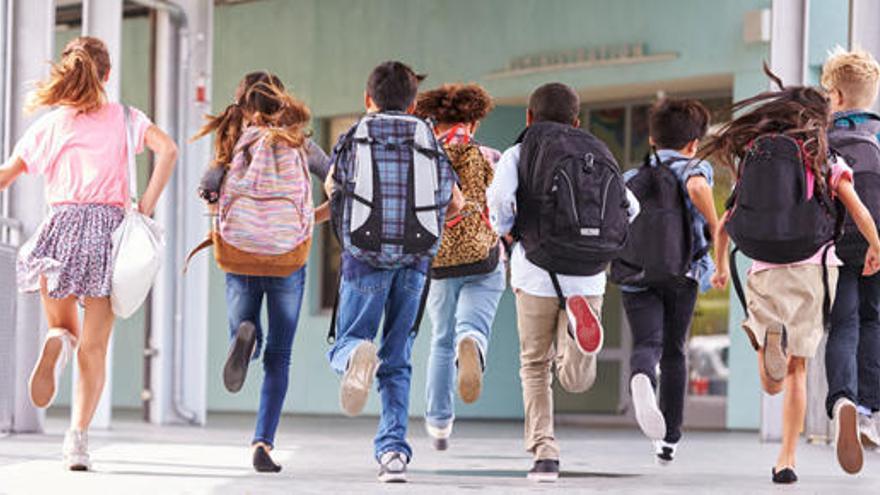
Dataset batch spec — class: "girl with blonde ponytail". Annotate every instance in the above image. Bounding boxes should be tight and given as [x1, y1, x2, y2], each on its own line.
[0, 36, 178, 471]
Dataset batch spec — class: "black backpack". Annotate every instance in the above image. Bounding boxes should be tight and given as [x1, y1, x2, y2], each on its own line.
[828, 113, 880, 266]
[610, 153, 700, 287]
[725, 134, 841, 264]
[514, 121, 630, 277]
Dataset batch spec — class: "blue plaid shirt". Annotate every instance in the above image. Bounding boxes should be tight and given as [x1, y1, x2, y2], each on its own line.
[331, 112, 456, 275]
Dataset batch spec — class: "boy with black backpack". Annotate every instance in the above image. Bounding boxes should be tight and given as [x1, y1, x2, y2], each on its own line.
[324, 61, 461, 483]
[611, 98, 718, 465]
[487, 82, 640, 482]
[822, 48, 880, 458]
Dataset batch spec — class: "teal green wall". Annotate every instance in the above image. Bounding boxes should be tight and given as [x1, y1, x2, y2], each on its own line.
[48, 1, 788, 427]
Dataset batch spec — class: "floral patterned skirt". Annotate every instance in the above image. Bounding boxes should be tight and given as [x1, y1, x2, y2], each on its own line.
[17, 204, 125, 300]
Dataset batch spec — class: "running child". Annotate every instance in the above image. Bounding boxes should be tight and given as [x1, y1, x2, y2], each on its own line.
[192, 72, 325, 473]
[707, 67, 880, 484]
[0, 36, 177, 471]
[487, 82, 640, 482]
[613, 98, 719, 465]
[324, 61, 461, 483]
[414, 83, 505, 451]
[820, 47, 880, 454]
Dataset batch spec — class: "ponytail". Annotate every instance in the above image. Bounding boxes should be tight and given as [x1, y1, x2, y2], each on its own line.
[27, 36, 110, 114]
[192, 103, 247, 167]
[192, 72, 311, 167]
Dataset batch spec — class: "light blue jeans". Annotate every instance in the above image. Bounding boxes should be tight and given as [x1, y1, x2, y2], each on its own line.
[424, 262, 506, 430]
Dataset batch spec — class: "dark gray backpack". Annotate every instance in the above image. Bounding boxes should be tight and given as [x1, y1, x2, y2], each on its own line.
[829, 113, 880, 266]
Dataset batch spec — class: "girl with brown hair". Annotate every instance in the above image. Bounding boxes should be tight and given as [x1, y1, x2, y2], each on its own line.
[707, 68, 880, 483]
[193, 72, 327, 473]
[0, 36, 178, 470]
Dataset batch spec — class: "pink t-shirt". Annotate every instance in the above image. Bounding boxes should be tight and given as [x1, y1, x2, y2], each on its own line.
[11, 102, 153, 206]
[750, 155, 854, 273]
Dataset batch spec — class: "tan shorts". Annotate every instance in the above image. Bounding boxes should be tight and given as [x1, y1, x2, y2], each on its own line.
[742, 264, 838, 358]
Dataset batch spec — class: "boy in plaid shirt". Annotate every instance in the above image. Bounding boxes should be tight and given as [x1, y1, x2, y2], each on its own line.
[324, 61, 461, 483]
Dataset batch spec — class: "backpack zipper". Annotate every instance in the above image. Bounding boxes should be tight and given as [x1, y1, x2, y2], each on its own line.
[601, 174, 614, 221]
[557, 168, 580, 226]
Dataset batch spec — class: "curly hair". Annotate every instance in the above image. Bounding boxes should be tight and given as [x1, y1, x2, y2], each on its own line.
[415, 83, 494, 124]
[821, 46, 880, 108]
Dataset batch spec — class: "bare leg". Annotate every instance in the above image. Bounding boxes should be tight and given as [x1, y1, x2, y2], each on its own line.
[71, 297, 114, 431]
[776, 357, 807, 470]
[39, 277, 80, 339]
[757, 348, 784, 396]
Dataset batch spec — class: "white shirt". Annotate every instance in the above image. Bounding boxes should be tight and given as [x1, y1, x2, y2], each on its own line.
[486, 143, 640, 298]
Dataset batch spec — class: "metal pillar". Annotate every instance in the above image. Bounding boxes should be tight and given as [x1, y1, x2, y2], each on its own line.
[850, 0, 880, 113]
[761, 0, 811, 442]
[5, 0, 55, 434]
[77, 0, 124, 431]
[136, 0, 210, 426]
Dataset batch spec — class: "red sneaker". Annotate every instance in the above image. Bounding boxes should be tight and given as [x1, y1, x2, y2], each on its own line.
[566, 295, 603, 355]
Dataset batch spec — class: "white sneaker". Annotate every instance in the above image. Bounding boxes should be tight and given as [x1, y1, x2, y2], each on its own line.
[859, 412, 880, 450]
[426, 422, 453, 451]
[834, 398, 864, 474]
[63, 429, 91, 471]
[340, 341, 378, 417]
[654, 440, 677, 466]
[378, 451, 408, 483]
[631, 374, 666, 441]
[29, 328, 74, 409]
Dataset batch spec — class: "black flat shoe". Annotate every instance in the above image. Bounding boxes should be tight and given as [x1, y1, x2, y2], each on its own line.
[772, 467, 798, 484]
[253, 445, 282, 473]
[223, 321, 257, 393]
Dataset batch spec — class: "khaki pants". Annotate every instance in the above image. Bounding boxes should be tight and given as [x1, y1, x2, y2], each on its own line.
[515, 291, 601, 461]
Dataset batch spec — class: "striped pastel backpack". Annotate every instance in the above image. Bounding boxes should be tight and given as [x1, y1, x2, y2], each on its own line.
[187, 127, 313, 277]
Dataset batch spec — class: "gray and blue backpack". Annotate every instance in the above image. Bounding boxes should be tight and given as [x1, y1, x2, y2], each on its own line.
[829, 112, 880, 266]
[330, 112, 456, 269]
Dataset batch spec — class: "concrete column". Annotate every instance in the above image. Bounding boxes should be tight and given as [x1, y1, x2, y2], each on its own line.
[761, 0, 811, 442]
[7, 0, 54, 434]
[77, 0, 124, 431]
[146, 0, 211, 426]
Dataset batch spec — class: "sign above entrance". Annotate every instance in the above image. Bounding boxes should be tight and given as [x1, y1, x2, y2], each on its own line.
[487, 43, 678, 79]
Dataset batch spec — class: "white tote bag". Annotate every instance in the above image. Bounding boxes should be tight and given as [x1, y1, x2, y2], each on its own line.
[110, 106, 165, 318]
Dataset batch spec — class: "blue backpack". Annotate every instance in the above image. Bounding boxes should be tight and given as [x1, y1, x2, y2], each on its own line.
[330, 112, 455, 269]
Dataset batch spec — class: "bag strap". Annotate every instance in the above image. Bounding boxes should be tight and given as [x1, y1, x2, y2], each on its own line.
[410, 276, 432, 337]
[123, 105, 138, 203]
[730, 247, 748, 312]
[549, 272, 566, 309]
[327, 267, 344, 344]
[182, 237, 214, 275]
[821, 244, 833, 331]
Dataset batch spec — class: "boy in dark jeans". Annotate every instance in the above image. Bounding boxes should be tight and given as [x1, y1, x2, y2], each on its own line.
[621, 99, 719, 464]
[324, 61, 461, 483]
[822, 48, 880, 466]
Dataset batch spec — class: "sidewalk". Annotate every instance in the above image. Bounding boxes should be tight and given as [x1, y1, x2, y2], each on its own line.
[0, 411, 878, 494]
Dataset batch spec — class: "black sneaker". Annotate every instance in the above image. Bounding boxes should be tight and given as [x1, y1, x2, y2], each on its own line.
[223, 321, 257, 393]
[378, 451, 408, 483]
[772, 467, 798, 484]
[654, 441, 677, 465]
[527, 459, 559, 482]
[252, 445, 282, 473]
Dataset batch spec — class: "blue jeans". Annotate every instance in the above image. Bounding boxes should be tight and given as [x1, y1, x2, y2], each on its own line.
[225, 267, 306, 447]
[424, 263, 506, 429]
[327, 262, 426, 462]
[826, 264, 880, 417]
